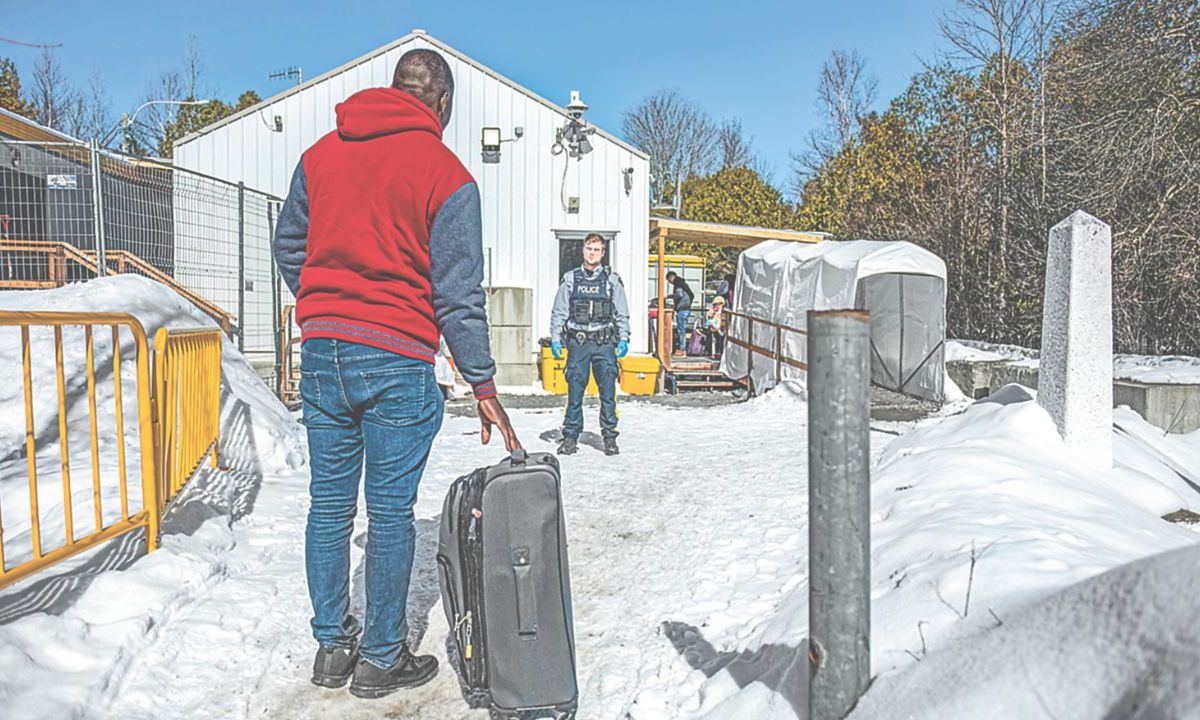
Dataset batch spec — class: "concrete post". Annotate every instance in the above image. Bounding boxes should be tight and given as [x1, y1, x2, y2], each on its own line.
[808, 310, 871, 720]
[1038, 211, 1112, 467]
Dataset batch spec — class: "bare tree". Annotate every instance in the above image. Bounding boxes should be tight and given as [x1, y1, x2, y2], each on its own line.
[26, 47, 79, 131]
[82, 69, 111, 140]
[816, 48, 878, 160]
[791, 48, 878, 198]
[940, 0, 1040, 322]
[622, 89, 717, 213]
[130, 36, 208, 152]
[717, 119, 756, 170]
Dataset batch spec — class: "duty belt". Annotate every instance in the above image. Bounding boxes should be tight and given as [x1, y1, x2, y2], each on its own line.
[569, 326, 615, 344]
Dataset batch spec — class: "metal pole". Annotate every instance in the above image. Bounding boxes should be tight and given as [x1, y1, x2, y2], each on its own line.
[237, 182, 245, 353]
[807, 309, 871, 720]
[267, 201, 280, 398]
[88, 139, 107, 277]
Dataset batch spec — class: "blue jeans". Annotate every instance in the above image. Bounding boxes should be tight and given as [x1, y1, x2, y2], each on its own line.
[675, 309, 691, 351]
[300, 338, 444, 667]
[563, 337, 619, 440]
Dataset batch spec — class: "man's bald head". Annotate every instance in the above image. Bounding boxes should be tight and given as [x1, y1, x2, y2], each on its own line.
[392, 49, 454, 128]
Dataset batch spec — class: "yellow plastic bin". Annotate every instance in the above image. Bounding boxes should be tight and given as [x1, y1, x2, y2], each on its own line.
[618, 354, 661, 395]
[539, 346, 598, 395]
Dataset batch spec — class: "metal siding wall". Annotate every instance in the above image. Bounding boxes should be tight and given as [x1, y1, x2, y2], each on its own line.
[174, 36, 650, 357]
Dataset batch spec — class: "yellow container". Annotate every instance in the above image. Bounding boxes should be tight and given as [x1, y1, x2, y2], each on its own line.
[618, 354, 661, 395]
[539, 346, 598, 395]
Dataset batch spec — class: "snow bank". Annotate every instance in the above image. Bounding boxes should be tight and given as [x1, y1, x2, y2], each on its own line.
[0, 276, 304, 719]
[852, 542, 1200, 719]
[635, 387, 1200, 719]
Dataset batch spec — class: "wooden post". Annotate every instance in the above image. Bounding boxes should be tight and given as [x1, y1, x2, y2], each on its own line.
[775, 324, 783, 384]
[49, 246, 62, 286]
[656, 228, 669, 370]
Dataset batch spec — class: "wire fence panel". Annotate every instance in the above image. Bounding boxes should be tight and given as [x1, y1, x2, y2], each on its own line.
[0, 139, 286, 389]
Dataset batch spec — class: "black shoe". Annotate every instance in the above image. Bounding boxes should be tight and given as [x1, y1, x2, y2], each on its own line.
[311, 615, 362, 688]
[349, 648, 439, 699]
[603, 436, 620, 456]
[557, 436, 578, 455]
[312, 642, 360, 688]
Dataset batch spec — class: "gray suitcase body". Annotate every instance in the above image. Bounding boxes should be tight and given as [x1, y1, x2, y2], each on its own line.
[437, 449, 577, 719]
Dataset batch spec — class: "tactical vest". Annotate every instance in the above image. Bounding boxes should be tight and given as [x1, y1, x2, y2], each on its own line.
[568, 268, 613, 326]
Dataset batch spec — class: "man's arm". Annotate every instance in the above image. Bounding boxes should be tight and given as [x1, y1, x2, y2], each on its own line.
[429, 182, 497, 400]
[548, 273, 573, 338]
[272, 158, 309, 297]
[610, 272, 631, 341]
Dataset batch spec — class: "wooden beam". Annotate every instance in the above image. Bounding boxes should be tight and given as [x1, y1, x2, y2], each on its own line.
[656, 228, 668, 370]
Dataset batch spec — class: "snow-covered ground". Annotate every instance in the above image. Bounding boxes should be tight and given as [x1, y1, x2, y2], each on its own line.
[2, 277, 1199, 720]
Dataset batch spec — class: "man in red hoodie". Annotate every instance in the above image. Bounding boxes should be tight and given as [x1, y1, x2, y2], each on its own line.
[272, 49, 520, 699]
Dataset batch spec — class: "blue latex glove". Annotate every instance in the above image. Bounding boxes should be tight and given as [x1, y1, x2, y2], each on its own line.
[616, 340, 629, 358]
[551, 340, 564, 360]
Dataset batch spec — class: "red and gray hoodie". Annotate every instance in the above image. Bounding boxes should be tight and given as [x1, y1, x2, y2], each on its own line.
[272, 87, 496, 399]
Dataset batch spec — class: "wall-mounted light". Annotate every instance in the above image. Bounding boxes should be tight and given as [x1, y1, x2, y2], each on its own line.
[482, 127, 501, 163]
[481, 126, 524, 164]
[623, 167, 634, 196]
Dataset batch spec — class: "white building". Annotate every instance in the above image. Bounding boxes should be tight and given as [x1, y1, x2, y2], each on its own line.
[173, 30, 651, 381]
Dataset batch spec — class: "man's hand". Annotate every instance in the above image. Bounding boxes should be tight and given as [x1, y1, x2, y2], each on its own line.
[478, 397, 521, 451]
[616, 339, 629, 358]
[551, 340, 564, 360]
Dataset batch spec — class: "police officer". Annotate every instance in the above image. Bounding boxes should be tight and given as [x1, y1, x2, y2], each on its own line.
[549, 233, 631, 456]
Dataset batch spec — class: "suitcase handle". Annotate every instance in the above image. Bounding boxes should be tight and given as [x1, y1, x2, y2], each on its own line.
[513, 547, 538, 638]
[510, 448, 528, 465]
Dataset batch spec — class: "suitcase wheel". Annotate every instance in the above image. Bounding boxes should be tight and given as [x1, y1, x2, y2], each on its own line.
[486, 710, 575, 720]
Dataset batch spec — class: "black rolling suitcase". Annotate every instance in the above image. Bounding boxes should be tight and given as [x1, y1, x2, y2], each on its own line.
[437, 448, 578, 720]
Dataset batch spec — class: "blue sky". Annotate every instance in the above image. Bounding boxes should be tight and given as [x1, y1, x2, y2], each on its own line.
[5, 0, 948, 186]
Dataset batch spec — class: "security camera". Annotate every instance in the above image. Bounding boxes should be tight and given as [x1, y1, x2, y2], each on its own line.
[566, 90, 588, 119]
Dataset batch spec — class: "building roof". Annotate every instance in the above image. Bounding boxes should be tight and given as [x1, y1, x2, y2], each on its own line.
[175, 30, 648, 160]
[649, 217, 829, 249]
[0, 107, 82, 143]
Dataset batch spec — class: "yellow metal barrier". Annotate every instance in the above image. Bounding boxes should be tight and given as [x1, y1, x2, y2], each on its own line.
[0, 315, 222, 590]
[0, 311, 161, 588]
[153, 327, 222, 509]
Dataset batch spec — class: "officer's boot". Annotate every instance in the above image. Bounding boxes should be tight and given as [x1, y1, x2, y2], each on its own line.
[603, 435, 620, 456]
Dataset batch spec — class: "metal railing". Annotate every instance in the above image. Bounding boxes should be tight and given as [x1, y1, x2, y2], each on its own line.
[0, 311, 160, 588]
[0, 313, 222, 589]
[724, 309, 809, 386]
[153, 327, 221, 509]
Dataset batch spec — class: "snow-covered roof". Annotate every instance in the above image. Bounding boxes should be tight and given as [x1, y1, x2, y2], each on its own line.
[741, 238, 948, 281]
[175, 30, 648, 160]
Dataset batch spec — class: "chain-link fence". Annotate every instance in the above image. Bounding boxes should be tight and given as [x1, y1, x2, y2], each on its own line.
[0, 139, 295, 391]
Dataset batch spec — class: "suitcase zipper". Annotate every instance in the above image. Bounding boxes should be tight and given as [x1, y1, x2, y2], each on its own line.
[461, 469, 489, 689]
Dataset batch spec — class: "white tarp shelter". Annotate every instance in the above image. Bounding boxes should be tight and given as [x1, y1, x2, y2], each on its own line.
[721, 239, 947, 401]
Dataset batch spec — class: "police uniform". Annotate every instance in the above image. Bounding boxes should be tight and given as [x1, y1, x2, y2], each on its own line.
[549, 264, 631, 451]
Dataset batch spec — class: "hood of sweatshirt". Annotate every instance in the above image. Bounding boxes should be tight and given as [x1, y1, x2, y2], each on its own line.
[335, 87, 443, 141]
